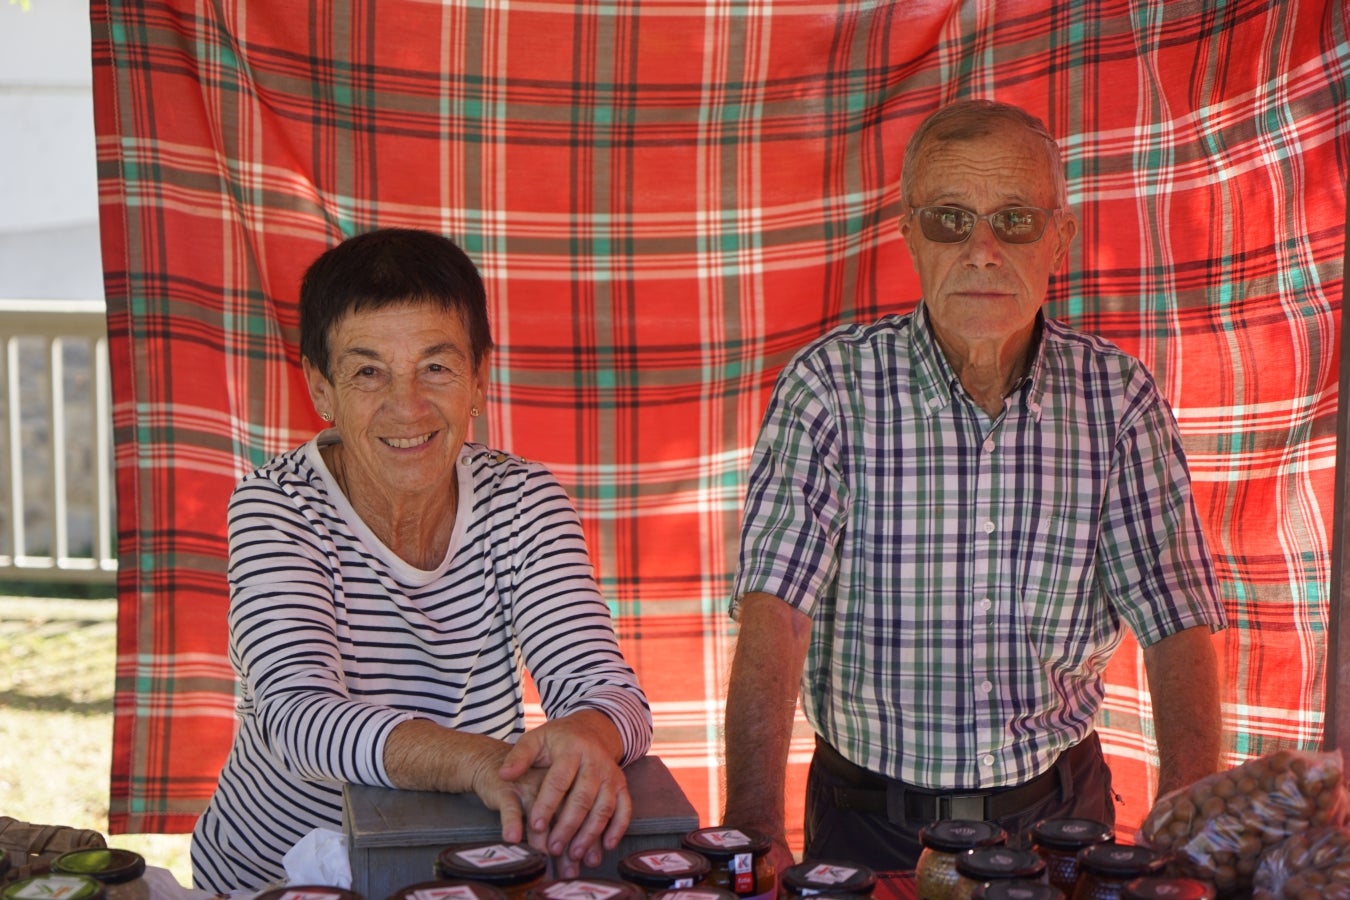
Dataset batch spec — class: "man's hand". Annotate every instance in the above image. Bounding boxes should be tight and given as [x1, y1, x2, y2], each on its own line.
[496, 709, 630, 877]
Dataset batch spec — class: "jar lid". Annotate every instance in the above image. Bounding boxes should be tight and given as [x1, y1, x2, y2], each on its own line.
[617, 849, 711, 887]
[681, 826, 771, 859]
[386, 880, 509, 900]
[1030, 818, 1115, 851]
[781, 860, 878, 894]
[955, 847, 1046, 880]
[52, 849, 147, 884]
[978, 881, 1065, 900]
[529, 878, 645, 900]
[435, 843, 548, 885]
[650, 890, 740, 900]
[918, 820, 1008, 853]
[1121, 878, 1215, 900]
[1075, 844, 1166, 877]
[254, 887, 364, 900]
[3, 874, 106, 900]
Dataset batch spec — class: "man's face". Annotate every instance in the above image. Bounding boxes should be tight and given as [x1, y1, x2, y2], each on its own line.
[899, 123, 1078, 348]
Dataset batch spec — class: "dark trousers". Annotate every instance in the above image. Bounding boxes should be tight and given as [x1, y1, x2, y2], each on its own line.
[803, 733, 1117, 871]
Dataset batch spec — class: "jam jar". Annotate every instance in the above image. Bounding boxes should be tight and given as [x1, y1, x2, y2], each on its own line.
[951, 847, 1047, 900]
[387, 880, 511, 900]
[649, 889, 739, 900]
[977, 882, 1064, 900]
[528, 879, 646, 900]
[915, 820, 1009, 900]
[780, 860, 876, 899]
[1029, 818, 1114, 897]
[254, 887, 364, 900]
[1070, 845, 1166, 900]
[618, 849, 711, 894]
[1120, 879, 1214, 900]
[435, 842, 549, 900]
[680, 827, 776, 900]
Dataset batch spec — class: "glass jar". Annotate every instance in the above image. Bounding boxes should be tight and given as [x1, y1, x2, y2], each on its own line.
[1120, 879, 1215, 900]
[951, 847, 1047, 900]
[435, 842, 549, 900]
[915, 820, 1009, 900]
[977, 881, 1064, 900]
[254, 886, 364, 900]
[780, 860, 877, 899]
[618, 849, 711, 893]
[649, 889, 739, 900]
[1029, 818, 1114, 898]
[680, 827, 776, 900]
[2, 874, 106, 900]
[387, 880, 511, 900]
[528, 879, 646, 900]
[1070, 845, 1166, 900]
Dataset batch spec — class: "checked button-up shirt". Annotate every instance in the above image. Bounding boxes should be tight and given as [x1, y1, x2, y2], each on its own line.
[731, 302, 1226, 790]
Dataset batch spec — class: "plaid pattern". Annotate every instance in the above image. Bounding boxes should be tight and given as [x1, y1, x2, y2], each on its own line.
[91, 0, 1349, 845]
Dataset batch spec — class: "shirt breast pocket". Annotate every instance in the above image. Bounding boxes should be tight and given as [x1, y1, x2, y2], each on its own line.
[1020, 504, 1098, 608]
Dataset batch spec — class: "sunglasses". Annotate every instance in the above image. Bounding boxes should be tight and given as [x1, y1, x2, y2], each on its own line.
[909, 205, 1059, 244]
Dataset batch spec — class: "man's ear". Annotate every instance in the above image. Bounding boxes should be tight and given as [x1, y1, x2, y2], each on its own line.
[1052, 212, 1079, 270]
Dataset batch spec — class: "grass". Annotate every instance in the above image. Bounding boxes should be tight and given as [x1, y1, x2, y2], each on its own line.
[0, 595, 193, 888]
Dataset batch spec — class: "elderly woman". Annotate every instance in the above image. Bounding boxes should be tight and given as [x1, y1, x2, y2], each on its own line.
[190, 228, 653, 893]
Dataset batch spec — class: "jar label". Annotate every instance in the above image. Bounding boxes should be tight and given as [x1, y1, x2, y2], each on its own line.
[456, 845, 536, 869]
[543, 882, 627, 900]
[699, 829, 752, 849]
[732, 852, 753, 893]
[12, 878, 94, 900]
[636, 852, 696, 874]
[410, 888, 483, 900]
[801, 864, 860, 885]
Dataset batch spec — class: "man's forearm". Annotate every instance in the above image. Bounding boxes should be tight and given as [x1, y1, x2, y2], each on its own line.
[722, 592, 812, 837]
[1143, 624, 1224, 797]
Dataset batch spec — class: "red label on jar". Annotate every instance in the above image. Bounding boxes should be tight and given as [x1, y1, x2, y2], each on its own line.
[732, 852, 753, 894]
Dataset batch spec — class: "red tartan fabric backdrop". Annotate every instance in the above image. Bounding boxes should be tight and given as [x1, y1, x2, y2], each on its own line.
[92, 0, 1349, 846]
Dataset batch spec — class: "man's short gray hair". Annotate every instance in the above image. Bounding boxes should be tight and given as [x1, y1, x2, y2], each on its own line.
[900, 99, 1069, 209]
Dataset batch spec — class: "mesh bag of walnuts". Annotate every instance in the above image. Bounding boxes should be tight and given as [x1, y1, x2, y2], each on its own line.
[1251, 824, 1350, 900]
[1137, 749, 1349, 896]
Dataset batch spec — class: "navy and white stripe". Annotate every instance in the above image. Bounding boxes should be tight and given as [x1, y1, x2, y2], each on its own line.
[191, 435, 652, 892]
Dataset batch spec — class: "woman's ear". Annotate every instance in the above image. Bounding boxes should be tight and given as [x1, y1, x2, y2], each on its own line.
[302, 356, 332, 412]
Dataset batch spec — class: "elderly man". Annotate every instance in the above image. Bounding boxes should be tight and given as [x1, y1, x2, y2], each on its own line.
[722, 99, 1226, 872]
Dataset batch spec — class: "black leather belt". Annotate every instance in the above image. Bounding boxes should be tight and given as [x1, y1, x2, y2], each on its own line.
[817, 734, 1092, 825]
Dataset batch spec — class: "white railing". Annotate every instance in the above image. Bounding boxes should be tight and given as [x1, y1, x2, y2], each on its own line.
[0, 299, 117, 583]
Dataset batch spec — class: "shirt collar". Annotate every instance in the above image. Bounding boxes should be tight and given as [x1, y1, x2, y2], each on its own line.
[910, 301, 1048, 421]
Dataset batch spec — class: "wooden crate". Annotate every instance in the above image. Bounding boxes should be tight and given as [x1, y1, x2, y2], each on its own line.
[344, 756, 700, 900]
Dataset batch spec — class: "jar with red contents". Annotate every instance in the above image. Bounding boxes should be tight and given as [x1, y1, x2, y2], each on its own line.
[1029, 818, 1114, 898]
[780, 860, 877, 899]
[618, 849, 711, 894]
[680, 827, 776, 900]
[1069, 845, 1166, 900]
[434, 842, 549, 900]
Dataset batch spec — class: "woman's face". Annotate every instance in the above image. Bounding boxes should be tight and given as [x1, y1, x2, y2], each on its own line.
[304, 300, 487, 499]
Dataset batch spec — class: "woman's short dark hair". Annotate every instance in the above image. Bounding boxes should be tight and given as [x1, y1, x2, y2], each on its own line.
[299, 228, 495, 378]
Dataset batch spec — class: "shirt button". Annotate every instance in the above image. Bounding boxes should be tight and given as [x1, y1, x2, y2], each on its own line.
[981, 755, 995, 768]
[979, 597, 992, 612]
[982, 438, 995, 453]
[982, 521, 995, 534]
[979, 680, 993, 694]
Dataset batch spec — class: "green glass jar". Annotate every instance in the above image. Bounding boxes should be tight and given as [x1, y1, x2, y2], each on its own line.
[915, 821, 1009, 900]
[951, 847, 1046, 900]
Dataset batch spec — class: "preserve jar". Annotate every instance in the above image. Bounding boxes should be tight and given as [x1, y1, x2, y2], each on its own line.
[387, 880, 511, 900]
[435, 842, 549, 900]
[649, 888, 739, 900]
[254, 886, 364, 900]
[1070, 845, 1166, 900]
[780, 860, 877, 898]
[951, 847, 1047, 900]
[2, 874, 106, 900]
[1120, 879, 1215, 900]
[618, 849, 711, 893]
[528, 878, 646, 900]
[1029, 818, 1114, 897]
[977, 881, 1064, 900]
[680, 827, 776, 900]
[915, 820, 1008, 900]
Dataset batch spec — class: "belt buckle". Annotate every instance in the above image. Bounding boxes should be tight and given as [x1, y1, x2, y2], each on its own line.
[942, 794, 987, 821]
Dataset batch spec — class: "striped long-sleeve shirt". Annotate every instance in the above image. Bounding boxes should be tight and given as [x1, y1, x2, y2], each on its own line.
[190, 434, 652, 893]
